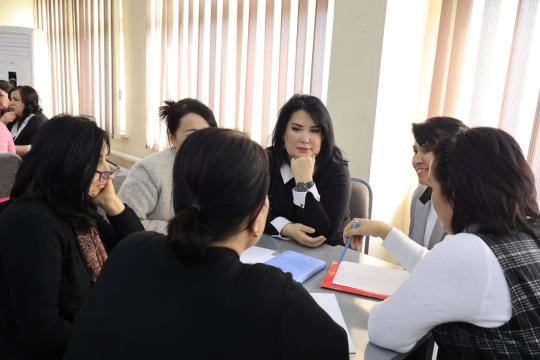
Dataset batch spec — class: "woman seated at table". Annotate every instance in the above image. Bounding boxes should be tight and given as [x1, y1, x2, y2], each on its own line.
[265, 94, 351, 247]
[3, 86, 47, 157]
[0, 116, 144, 360]
[0, 80, 12, 119]
[0, 80, 15, 155]
[118, 98, 217, 233]
[343, 127, 540, 358]
[409, 117, 467, 249]
[64, 128, 348, 360]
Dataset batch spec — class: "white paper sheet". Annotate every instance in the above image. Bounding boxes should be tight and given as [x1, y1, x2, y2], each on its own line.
[310, 293, 356, 354]
[332, 261, 409, 297]
[239, 246, 275, 264]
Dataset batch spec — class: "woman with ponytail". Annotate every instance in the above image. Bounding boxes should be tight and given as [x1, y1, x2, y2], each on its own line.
[65, 128, 348, 360]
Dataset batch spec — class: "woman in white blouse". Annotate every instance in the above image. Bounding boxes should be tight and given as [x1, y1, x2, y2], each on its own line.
[344, 127, 540, 358]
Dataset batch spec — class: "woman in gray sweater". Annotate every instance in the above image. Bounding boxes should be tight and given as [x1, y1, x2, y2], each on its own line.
[119, 98, 217, 233]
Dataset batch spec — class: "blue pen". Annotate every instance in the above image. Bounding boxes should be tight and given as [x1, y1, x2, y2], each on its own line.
[338, 219, 360, 263]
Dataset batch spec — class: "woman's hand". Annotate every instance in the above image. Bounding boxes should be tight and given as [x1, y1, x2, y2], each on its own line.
[282, 223, 326, 248]
[291, 156, 315, 183]
[342, 219, 363, 251]
[343, 218, 393, 247]
[0, 111, 17, 125]
[91, 179, 125, 216]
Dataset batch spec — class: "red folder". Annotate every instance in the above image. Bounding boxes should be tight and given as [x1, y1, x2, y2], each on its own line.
[320, 261, 389, 300]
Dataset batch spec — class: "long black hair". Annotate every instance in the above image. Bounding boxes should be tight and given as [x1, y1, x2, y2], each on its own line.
[11, 115, 109, 231]
[270, 94, 346, 167]
[167, 128, 269, 261]
[432, 127, 540, 236]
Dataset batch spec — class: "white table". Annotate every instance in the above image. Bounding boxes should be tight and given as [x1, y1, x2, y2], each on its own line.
[257, 234, 412, 360]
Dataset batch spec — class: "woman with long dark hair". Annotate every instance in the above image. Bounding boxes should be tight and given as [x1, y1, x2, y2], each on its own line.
[265, 94, 351, 247]
[3, 86, 47, 156]
[64, 128, 348, 360]
[345, 127, 540, 358]
[0, 115, 144, 359]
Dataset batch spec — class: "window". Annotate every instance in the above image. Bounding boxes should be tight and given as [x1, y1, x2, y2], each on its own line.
[145, 0, 334, 150]
[35, 0, 120, 135]
[371, 0, 540, 229]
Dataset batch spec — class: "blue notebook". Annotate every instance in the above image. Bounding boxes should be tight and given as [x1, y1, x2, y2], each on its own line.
[265, 250, 326, 283]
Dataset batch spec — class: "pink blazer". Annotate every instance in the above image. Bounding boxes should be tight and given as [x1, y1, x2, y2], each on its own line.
[0, 122, 16, 203]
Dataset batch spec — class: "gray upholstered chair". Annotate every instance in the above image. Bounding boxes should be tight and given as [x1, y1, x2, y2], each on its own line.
[349, 177, 373, 254]
[0, 153, 22, 198]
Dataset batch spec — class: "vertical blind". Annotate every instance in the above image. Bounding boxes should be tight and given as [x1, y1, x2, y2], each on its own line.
[35, 0, 116, 134]
[146, 0, 334, 150]
[428, 0, 540, 201]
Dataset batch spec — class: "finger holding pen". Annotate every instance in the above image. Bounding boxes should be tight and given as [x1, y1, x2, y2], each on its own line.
[343, 218, 393, 243]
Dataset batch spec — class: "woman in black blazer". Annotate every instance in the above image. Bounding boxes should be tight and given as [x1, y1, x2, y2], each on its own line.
[0, 116, 144, 360]
[64, 128, 348, 360]
[4, 86, 47, 156]
[265, 95, 351, 247]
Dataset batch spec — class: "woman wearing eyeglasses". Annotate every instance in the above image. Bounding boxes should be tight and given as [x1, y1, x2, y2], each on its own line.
[0, 115, 144, 360]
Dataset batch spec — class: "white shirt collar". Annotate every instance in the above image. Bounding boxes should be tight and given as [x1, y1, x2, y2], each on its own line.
[11, 113, 35, 140]
[280, 162, 294, 184]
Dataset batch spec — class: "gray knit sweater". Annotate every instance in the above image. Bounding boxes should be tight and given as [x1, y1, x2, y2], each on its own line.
[118, 149, 175, 234]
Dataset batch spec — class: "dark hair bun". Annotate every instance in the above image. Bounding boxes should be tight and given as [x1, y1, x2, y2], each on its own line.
[167, 206, 212, 260]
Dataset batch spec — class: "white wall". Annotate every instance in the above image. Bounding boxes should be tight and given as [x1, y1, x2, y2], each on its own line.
[109, 0, 154, 163]
[371, 0, 440, 232]
[0, 0, 34, 28]
[326, 0, 387, 181]
[0, 0, 52, 117]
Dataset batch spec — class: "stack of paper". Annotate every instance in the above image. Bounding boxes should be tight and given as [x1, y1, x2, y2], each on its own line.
[310, 293, 356, 354]
[239, 246, 275, 264]
[321, 261, 409, 300]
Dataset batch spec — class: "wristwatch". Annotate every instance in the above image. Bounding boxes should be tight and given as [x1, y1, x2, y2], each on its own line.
[294, 181, 315, 192]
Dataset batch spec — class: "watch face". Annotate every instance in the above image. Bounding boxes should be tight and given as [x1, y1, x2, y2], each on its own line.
[295, 183, 307, 192]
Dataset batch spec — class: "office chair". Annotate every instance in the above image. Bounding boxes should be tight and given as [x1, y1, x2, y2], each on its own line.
[0, 153, 22, 198]
[349, 177, 373, 254]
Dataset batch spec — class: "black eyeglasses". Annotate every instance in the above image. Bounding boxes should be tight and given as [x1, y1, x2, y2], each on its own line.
[95, 160, 120, 182]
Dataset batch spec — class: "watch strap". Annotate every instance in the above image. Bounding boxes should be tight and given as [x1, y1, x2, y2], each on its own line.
[294, 181, 315, 192]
